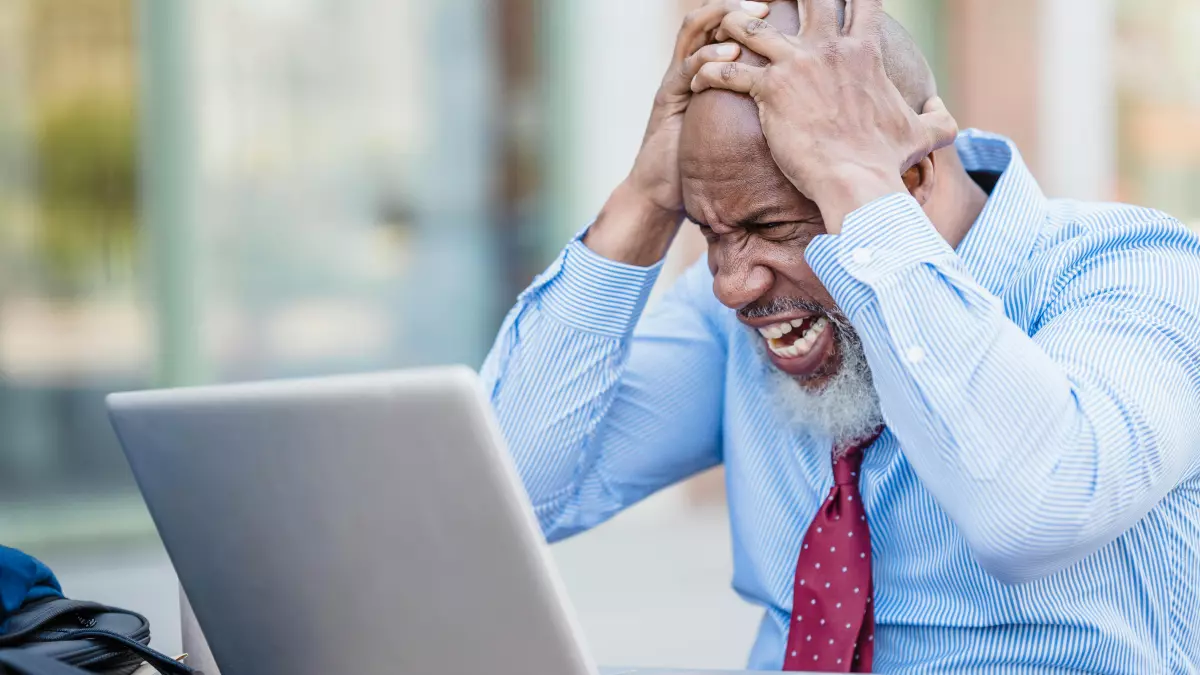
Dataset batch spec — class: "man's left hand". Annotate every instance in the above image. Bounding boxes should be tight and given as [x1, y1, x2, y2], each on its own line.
[690, 0, 958, 234]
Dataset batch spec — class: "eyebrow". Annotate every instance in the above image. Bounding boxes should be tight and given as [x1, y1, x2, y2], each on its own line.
[686, 204, 792, 229]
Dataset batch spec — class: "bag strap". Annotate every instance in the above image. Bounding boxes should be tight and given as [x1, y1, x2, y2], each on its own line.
[0, 600, 112, 645]
[41, 630, 195, 675]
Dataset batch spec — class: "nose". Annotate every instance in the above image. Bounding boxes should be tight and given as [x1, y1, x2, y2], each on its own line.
[711, 254, 773, 311]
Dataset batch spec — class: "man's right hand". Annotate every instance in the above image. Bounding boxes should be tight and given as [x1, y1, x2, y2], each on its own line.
[583, 0, 769, 267]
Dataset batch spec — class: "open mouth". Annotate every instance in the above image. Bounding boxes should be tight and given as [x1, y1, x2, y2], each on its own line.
[758, 316, 829, 358]
[755, 314, 837, 379]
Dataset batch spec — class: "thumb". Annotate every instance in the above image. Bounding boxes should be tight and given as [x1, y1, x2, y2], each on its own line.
[918, 96, 959, 153]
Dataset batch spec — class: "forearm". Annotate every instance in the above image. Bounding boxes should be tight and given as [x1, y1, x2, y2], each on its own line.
[482, 237, 725, 541]
[482, 236, 663, 532]
[582, 180, 683, 267]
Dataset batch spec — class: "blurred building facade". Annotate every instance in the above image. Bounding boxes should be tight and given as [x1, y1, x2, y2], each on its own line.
[0, 0, 1198, 665]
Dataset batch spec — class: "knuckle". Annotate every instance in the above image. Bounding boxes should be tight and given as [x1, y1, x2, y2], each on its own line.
[821, 40, 846, 64]
[744, 18, 771, 36]
[720, 62, 741, 83]
[681, 10, 701, 31]
[856, 38, 883, 61]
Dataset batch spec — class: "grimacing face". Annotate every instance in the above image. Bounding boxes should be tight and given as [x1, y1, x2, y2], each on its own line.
[678, 1, 851, 389]
[680, 83, 851, 389]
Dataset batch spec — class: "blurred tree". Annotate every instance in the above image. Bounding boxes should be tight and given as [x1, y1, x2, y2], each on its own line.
[34, 99, 138, 296]
[24, 0, 138, 297]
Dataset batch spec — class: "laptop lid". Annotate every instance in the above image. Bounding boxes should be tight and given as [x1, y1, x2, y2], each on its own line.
[108, 367, 595, 675]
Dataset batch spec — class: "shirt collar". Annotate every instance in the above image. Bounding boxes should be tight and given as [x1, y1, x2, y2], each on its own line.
[953, 129, 1050, 298]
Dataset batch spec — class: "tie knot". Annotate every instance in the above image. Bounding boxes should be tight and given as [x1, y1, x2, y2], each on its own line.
[832, 447, 864, 485]
[832, 428, 883, 485]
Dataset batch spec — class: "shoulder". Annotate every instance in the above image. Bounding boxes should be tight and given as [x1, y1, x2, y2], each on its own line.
[1039, 199, 1198, 252]
[1032, 200, 1200, 323]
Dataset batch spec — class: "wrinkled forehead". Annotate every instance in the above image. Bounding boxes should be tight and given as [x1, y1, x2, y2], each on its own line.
[679, 90, 781, 187]
[678, 88, 811, 226]
[677, 2, 806, 223]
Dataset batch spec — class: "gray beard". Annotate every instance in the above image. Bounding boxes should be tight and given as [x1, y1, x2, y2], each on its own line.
[749, 313, 884, 450]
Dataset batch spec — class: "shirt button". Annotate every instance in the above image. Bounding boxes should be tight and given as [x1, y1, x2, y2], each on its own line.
[851, 247, 874, 266]
[906, 346, 926, 364]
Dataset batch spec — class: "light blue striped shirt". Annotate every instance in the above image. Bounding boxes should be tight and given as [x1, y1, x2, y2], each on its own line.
[481, 131, 1200, 673]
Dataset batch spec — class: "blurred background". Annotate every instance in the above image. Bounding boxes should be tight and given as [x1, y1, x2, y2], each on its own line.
[0, 0, 1197, 668]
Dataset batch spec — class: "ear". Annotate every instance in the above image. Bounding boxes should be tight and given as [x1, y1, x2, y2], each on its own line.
[901, 154, 936, 207]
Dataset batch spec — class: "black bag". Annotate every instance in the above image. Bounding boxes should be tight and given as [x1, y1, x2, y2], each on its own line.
[0, 598, 196, 675]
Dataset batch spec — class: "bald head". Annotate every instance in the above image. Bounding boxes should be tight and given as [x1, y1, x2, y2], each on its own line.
[679, 1, 938, 231]
[701, 1, 936, 115]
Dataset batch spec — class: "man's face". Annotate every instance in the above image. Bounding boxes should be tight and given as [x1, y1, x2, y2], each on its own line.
[680, 91, 845, 389]
[679, 96, 886, 445]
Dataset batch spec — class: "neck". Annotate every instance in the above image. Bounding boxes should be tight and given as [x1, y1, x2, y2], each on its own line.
[928, 146, 988, 249]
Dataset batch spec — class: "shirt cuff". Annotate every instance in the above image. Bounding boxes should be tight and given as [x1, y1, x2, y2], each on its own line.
[805, 192, 956, 319]
[534, 232, 664, 338]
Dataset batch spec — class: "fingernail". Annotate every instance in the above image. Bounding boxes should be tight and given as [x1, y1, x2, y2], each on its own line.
[716, 43, 739, 58]
[741, 1, 769, 16]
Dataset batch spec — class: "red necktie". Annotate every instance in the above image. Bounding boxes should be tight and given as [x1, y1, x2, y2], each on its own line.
[783, 432, 881, 673]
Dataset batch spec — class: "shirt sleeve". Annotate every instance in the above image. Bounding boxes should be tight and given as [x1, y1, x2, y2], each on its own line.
[805, 193, 1200, 584]
[481, 233, 726, 542]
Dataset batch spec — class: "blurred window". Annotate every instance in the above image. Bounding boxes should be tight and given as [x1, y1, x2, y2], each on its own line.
[1116, 0, 1200, 228]
[0, 0, 514, 545]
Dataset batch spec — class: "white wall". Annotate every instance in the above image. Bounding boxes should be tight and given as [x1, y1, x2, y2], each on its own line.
[566, 0, 680, 224]
[1038, 0, 1118, 201]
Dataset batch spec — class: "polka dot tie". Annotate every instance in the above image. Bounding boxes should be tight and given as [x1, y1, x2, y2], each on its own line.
[783, 431, 881, 673]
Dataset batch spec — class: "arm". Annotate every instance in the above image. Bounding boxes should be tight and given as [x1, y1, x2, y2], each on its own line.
[806, 195, 1200, 583]
[688, 0, 1200, 582]
[479, 0, 765, 542]
[482, 237, 725, 542]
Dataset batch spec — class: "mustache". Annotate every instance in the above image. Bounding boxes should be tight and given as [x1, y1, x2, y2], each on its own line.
[739, 297, 826, 320]
[739, 297, 856, 335]
[739, 297, 841, 321]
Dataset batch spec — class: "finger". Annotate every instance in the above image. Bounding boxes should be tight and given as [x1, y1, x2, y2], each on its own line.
[799, 0, 842, 37]
[918, 97, 960, 156]
[847, 0, 884, 38]
[674, 0, 770, 65]
[716, 11, 792, 61]
[662, 42, 743, 96]
[690, 60, 765, 95]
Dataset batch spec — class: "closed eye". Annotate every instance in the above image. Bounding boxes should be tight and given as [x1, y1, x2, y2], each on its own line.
[752, 221, 806, 243]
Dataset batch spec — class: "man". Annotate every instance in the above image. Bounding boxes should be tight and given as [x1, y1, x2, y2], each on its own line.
[482, 0, 1200, 671]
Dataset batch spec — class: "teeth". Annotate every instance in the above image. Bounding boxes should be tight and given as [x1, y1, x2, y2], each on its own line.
[801, 317, 829, 342]
[769, 341, 797, 358]
[759, 316, 835, 359]
[758, 322, 794, 340]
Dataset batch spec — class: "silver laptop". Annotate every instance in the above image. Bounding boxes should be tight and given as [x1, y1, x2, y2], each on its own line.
[107, 367, 597, 675]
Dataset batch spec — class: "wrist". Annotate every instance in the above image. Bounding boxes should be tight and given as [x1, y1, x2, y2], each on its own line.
[812, 165, 908, 235]
[583, 179, 683, 267]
